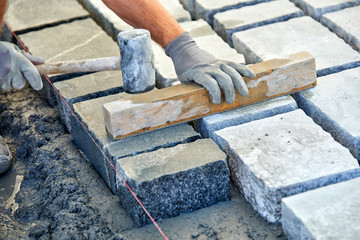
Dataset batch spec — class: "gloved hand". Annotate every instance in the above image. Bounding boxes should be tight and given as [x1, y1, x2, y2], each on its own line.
[165, 32, 256, 104]
[0, 41, 43, 91]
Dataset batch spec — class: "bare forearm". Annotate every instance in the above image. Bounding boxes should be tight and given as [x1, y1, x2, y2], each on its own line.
[102, 0, 184, 48]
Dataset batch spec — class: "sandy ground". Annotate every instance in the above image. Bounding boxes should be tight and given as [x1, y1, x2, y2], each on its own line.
[0, 86, 285, 239]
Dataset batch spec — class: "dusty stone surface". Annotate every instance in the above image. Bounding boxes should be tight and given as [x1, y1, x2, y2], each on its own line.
[282, 177, 360, 239]
[72, 91, 201, 193]
[294, 67, 360, 160]
[291, 0, 360, 20]
[116, 139, 231, 226]
[232, 16, 360, 76]
[194, 96, 297, 140]
[5, 0, 89, 31]
[196, 0, 273, 25]
[321, 5, 360, 52]
[179, 0, 197, 18]
[159, 0, 191, 22]
[215, 109, 360, 222]
[213, 0, 304, 45]
[18, 18, 120, 106]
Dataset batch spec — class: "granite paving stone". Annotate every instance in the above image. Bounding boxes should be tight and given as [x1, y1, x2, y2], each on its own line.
[154, 19, 245, 88]
[282, 177, 360, 239]
[232, 16, 360, 76]
[5, 0, 89, 32]
[291, 0, 360, 20]
[194, 96, 297, 141]
[116, 138, 231, 226]
[195, 0, 273, 25]
[179, 0, 197, 19]
[294, 67, 360, 161]
[72, 91, 201, 193]
[214, 109, 360, 222]
[17, 18, 121, 107]
[213, 0, 304, 45]
[321, 6, 360, 52]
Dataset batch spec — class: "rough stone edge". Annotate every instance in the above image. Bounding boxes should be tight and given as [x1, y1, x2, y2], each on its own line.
[294, 92, 360, 161]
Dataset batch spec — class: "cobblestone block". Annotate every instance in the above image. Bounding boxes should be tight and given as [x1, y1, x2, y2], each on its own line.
[194, 96, 297, 140]
[6, 0, 89, 32]
[72, 92, 201, 193]
[294, 67, 360, 161]
[79, 0, 190, 41]
[155, 19, 245, 88]
[321, 6, 360, 52]
[214, 109, 360, 222]
[291, 0, 360, 20]
[180, 0, 196, 19]
[17, 18, 120, 107]
[116, 139, 231, 226]
[282, 177, 360, 239]
[232, 16, 360, 76]
[213, 0, 304, 45]
[196, 0, 273, 25]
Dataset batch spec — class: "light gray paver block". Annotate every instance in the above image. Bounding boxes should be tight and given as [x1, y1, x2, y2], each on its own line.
[214, 109, 360, 222]
[78, 0, 190, 41]
[6, 0, 89, 31]
[213, 0, 304, 45]
[232, 16, 360, 76]
[282, 177, 360, 239]
[18, 18, 121, 107]
[154, 19, 245, 88]
[116, 139, 231, 226]
[180, 0, 196, 18]
[194, 96, 297, 140]
[72, 92, 201, 193]
[196, 0, 273, 25]
[321, 6, 360, 52]
[294, 67, 360, 161]
[291, 0, 360, 20]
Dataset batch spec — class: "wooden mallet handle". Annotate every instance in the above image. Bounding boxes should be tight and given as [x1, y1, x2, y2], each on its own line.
[36, 56, 121, 75]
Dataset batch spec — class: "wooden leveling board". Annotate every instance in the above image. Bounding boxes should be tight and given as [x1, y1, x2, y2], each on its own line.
[104, 51, 317, 140]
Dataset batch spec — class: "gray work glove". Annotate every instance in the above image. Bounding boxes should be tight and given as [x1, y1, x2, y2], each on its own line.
[0, 41, 43, 91]
[165, 32, 255, 104]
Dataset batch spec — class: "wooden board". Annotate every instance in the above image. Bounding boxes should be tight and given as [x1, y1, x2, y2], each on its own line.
[103, 51, 317, 140]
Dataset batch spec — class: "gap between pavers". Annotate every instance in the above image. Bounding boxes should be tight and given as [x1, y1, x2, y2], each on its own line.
[6, 0, 89, 32]
[282, 177, 360, 239]
[214, 109, 360, 223]
[232, 16, 360, 77]
[193, 95, 297, 142]
[116, 138, 231, 226]
[320, 5, 360, 52]
[195, 0, 274, 26]
[290, 0, 360, 21]
[72, 91, 201, 194]
[213, 0, 304, 46]
[294, 67, 360, 161]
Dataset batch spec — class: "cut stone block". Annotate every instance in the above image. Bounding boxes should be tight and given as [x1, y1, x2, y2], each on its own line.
[321, 5, 360, 52]
[291, 0, 360, 20]
[54, 71, 123, 132]
[294, 67, 360, 161]
[213, 0, 304, 45]
[232, 16, 360, 77]
[154, 19, 245, 88]
[194, 96, 297, 140]
[179, 0, 197, 19]
[196, 0, 273, 25]
[116, 139, 231, 226]
[282, 177, 360, 239]
[214, 109, 360, 222]
[18, 18, 120, 106]
[78, 0, 190, 41]
[72, 92, 201, 193]
[5, 0, 89, 32]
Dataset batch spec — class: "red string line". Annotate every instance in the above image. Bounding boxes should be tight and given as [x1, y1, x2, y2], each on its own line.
[5, 22, 169, 240]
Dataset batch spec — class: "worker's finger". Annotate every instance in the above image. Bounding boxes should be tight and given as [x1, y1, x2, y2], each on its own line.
[227, 62, 256, 79]
[179, 70, 222, 104]
[17, 55, 43, 90]
[21, 50, 45, 65]
[1, 77, 11, 91]
[221, 64, 249, 97]
[207, 68, 235, 104]
[11, 70, 26, 90]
